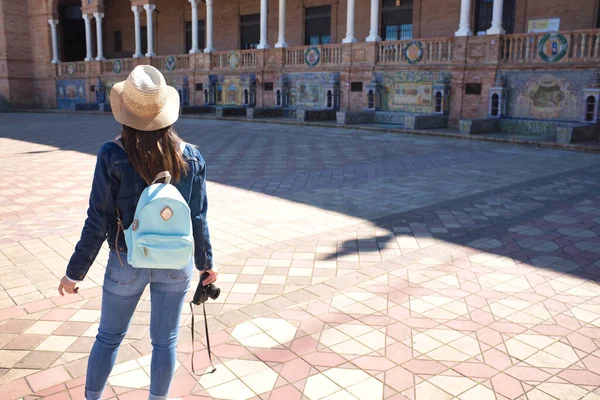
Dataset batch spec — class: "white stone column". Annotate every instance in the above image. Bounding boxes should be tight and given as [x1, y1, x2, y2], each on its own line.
[455, 0, 473, 36]
[275, 0, 288, 48]
[132, 6, 143, 58]
[189, 0, 200, 53]
[257, 0, 269, 49]
[366, 0, 381, 42]
[343, 0, 357, 43]
[83, 14, 93, 61]
[93, 12, 105, 60]
[204, 0, 215, 52]
[144, 4, 156, 57]
[48, 19, 60, 64]
[487, 0, 505, 35]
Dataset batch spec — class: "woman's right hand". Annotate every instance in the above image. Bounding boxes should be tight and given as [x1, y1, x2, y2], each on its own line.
[202, 269, 218, 286]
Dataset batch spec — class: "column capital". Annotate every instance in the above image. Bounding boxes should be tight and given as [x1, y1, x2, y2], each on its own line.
[83, 13, 93, 21]
[93, 12, 104, 19]
[189, 0, 200, 4]
[143, 3, 156, 12]
[131, 5, 142, 13]
[48, 19, 59, 26]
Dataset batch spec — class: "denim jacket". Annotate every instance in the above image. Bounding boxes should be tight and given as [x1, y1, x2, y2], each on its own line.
[66, 140, 213, 281]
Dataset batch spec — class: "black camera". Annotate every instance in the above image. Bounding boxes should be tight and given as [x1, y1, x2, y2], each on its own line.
[192, 272, 221, 305]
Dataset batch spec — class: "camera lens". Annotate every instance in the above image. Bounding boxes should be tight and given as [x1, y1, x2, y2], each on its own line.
[207, 285, 221, 300]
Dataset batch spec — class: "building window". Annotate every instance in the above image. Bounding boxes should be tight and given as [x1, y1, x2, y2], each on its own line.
[276, 90, 281, 106]
[185, 20, 206, 52]
[114, 31, 122, 53]
[586, 96, 596, 121]
[240, 14, 260, 50]
[244, 89, 249, 105]
[435, 92, 443, 113]
[204, 89, 209, 104]
[141, 26, 148, 55]
[326, 90, 333, 108]
[368, 90, 374, 109]
[490, 93, 499, 116]
[381, 0, 413, 41]
[217, 87, 223, 103]
[475, 0, 515, 34]
[305, 6, 331, 45]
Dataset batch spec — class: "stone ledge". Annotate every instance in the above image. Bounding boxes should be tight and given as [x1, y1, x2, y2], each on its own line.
[181, 105, 214, 115]
[336, 111, 375, 125]
[405, 114, 449, 130]
[216, 106, 248, 119]
[247, 107, 296, 119]
[556, 124, 600, 144]
[460, 119, 500, 135]
[297, 109, 337, 122]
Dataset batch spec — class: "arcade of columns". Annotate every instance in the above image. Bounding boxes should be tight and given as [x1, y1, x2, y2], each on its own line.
[46, 0, 508, 64]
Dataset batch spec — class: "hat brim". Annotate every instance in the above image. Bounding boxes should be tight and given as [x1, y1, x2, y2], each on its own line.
[110, 81, 180, 131]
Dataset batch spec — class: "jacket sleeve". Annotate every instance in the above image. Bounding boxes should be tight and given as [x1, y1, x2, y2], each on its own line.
[66, 145, 118, 281]
[190, 159, 214, 271]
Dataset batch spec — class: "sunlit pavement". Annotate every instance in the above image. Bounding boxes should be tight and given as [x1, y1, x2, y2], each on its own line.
[1, 113, 600, 400]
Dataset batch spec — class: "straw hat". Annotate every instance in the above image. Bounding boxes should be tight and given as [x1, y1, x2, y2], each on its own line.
[110, 65, 180, 131]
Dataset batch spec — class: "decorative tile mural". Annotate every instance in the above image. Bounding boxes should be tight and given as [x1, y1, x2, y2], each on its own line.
[283, 72, 340, 109]
[210, 74, 256, 106]
[374, 71, 450, 113]
[503, 70, 592, 122]
[56, 80, 86, 110]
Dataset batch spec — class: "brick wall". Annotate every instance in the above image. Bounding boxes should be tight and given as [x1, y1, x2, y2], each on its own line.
[416, 0, 461, 38]
[0, 0, 35, 108]
[514, 0, 599, 33]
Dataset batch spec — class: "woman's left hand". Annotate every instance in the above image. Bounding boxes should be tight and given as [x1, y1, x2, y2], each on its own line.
[202, 269, 218, 286]
[58, 276, 79, 296]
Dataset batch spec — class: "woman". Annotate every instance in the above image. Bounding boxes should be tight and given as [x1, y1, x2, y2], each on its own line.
[58, 65, 217, 400]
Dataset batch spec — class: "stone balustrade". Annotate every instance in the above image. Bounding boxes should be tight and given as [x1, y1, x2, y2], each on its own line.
[500, 29, 600, 64]
[54, 29, 600, 80]
[376, 38, 453, 64]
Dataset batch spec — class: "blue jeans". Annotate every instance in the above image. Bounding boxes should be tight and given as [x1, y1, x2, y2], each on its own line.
[85, 251, 193, 400]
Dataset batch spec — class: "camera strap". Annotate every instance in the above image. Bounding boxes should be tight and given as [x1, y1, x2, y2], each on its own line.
[189, 301, 217, 375]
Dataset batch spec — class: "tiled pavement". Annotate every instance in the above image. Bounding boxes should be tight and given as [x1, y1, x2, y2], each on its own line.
[0, 113, 600, 400]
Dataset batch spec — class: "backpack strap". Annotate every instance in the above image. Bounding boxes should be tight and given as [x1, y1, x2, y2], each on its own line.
[113, 135, 125, 151]
[152, 171, 172, 185]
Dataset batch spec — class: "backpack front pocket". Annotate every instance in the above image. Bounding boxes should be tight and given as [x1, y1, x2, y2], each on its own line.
[130, 234, 194, 270]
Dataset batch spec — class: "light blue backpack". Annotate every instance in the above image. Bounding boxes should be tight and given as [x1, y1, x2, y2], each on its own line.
[114, 139, 194, 270]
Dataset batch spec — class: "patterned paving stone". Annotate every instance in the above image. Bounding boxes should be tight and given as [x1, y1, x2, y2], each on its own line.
[1, 114, 600, 399]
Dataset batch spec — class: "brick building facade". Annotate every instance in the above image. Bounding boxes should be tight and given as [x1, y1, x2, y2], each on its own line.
[1, 0, 600, 136]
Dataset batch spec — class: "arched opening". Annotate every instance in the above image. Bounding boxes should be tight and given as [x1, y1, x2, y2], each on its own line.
[368, 90, 374, 109]
[59, 0, 86, 62]
[276, 90, 281, 106]
[204, 89, 209, 104]
[244, 89, 249, 105]
[490, 93, 499, 116]
[586, 96, 596, 121]
[435, 92, 443, 113]
[326, 90, 333, 108]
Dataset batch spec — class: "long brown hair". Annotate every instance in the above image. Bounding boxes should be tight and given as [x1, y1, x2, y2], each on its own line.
[121, 125, 189, 185]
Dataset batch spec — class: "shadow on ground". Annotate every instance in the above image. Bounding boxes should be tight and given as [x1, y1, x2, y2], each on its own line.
[2, 112, 600, 284]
